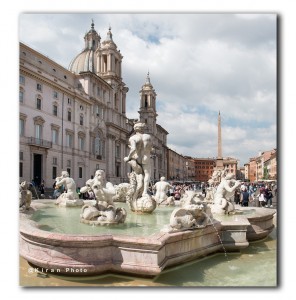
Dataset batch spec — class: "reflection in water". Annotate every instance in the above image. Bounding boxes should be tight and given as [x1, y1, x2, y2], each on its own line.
[31, 202, 175, 236]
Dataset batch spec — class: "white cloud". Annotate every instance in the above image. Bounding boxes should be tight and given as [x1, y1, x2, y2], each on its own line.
[19, 13, 277, 165]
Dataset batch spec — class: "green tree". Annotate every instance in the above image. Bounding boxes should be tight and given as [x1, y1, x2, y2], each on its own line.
[263, 166, 269, 179]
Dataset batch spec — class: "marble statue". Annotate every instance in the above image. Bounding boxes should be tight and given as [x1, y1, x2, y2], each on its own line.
[113, 182, 130, 202]
[205, 179, 216, 203]
[162, 197, 211, 233]
[152, 177, 174, 206]
[124, 122, 156, 213]
[55, 171, 84, 207]
[180, 190, 205, 207]
[80, 170, 126, 225]
[161, 189, 212, 232]
[210, 169, 228, 186]
[19, 181, 32, 211]
[211, 173, 241, 215]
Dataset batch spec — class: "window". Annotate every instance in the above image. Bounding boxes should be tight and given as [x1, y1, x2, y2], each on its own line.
[95, 105, 103, 118]
[116, 164, 121, 177]
[79, 167, 83, 178]
[67, 98, 72, 105]
[53, 157, 57, 165]
[66, 133, 73, 148]
[52, 129, 58, 144]
[19, 90, 24, 103]
[80, 115, 84, 126]
[36, 97, 42, 110]
[53, 91, 58, 99]
[19, 75, 25, 85]
[20, 162, 23, 177]
[67, 111, 72, 121]
[115, 144, 120, 158]
[19, 119, 25, 136]
[67, 160, 71, 168]
[20, 151, 23, 161]
[67, 168, 71, 177]
[78, 136, 84, 150]
[37, 83, 42, 91]
[93, 136, 101, 157]
[114, 93, 118, 110]
[35, 124, 42, 139]
[52, 166, 57, 179]
[53, 104, 58, 116]
[80, 105, 84, 110]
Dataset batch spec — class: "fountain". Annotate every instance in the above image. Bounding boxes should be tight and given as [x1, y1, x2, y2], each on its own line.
[19, 198, 275, 277]
[19, 137, 276, 278]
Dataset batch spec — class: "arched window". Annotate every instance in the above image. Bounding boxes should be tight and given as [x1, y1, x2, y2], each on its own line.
[78, 131, 85, 151]
[33, 116, 45, 142]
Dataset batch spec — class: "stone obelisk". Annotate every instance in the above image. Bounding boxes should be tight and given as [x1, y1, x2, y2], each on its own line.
[215, 111, 224, 170]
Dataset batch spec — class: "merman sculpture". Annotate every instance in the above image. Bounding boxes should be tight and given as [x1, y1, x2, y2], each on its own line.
[79, 170, 126, 225]
[124, 122, 156, 213]
[54, 171, 84, 207]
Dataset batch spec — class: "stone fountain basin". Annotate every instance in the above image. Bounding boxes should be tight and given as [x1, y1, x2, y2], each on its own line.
[19, 201, 276, 277]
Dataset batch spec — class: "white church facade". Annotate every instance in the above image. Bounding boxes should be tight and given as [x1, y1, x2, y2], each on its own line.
[19, 22, 169, 188]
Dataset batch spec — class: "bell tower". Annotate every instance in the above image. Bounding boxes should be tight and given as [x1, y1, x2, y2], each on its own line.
[138, 72, 158, 134]
[97, 26, 128, 115]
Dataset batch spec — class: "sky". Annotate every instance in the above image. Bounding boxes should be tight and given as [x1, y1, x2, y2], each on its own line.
[18, 13, 277, 166]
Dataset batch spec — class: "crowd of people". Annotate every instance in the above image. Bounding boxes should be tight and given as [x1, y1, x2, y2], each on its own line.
[234, 182, 276, 207]
[31, 174, 276, 209]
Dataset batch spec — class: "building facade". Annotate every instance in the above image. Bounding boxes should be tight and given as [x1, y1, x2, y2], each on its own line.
[19, 23, 169, 188]
[167, 149, 187, 182]
[194, 158, 215, 183]
[244, 149, 277, 182]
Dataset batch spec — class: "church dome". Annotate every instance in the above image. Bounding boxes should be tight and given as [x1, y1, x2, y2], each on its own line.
[68, 49, 97, 74]
[68, 21, 100, 74]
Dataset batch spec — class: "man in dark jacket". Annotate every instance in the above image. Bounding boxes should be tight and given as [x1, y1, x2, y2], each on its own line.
[241, 188, 250, 207]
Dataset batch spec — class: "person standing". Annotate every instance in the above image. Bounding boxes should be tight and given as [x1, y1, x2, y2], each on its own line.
[240, 187, 250, 207]
[234, 188, 241, 205]
[265, 185, 273, 208]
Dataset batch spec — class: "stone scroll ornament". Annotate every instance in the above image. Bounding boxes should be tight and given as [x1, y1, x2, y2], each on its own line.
[124, 122, 156, 213]
[79, 170, 126, 225]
